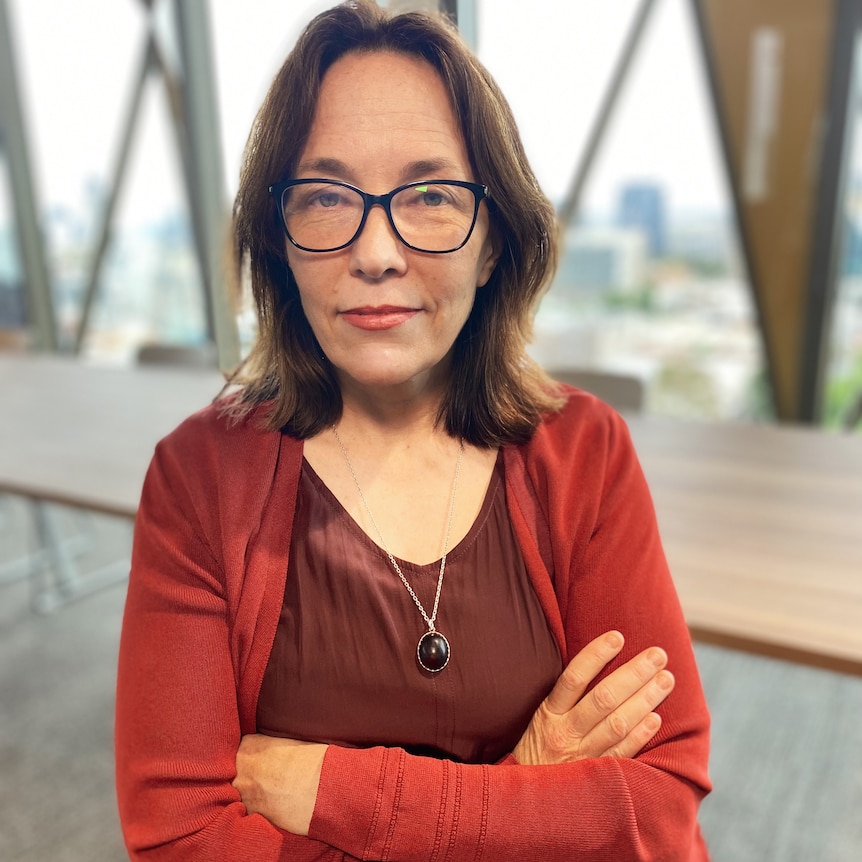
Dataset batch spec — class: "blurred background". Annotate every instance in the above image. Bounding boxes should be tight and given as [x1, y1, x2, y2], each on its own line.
[1, 1, 861, 860]
[3, 0, 862, 426]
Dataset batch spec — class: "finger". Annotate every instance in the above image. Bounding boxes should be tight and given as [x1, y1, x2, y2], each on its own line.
[545, 631, 625, 715]
[604, 712, 663, 759]
[565, 646, 668, 735]
[579, 669, 675, 757]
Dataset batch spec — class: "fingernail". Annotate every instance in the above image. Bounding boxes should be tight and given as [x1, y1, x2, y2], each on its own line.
[647, 648, 666, 667]
[606, 631, 624, 649]
[657, 670, 674, 690]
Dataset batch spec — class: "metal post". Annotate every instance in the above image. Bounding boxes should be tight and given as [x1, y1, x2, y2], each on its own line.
[172, 0, 240, 371]
[388, 0, 475, 45]
[0, 0, 57, 350]
[455, 0, 477, 49]
[799, 0, 861, 422]
[687, 0, 779, 419]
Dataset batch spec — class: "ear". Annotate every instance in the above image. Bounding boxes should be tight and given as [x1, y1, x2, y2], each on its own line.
[476, 228, 502, 288]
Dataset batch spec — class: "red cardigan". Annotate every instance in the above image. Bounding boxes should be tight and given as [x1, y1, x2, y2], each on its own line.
[115, 389, 711, 861]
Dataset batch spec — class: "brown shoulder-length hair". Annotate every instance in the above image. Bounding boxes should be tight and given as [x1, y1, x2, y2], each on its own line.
[229, 0, 563, 446]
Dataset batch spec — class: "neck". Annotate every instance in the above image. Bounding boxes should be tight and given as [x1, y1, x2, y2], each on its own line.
[335, 376, 449, 442]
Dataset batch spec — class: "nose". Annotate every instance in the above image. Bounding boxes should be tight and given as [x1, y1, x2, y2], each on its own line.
[348, 203, 408, 280]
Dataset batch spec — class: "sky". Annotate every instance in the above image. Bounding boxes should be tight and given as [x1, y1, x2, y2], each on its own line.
[4, 0, 729, 232]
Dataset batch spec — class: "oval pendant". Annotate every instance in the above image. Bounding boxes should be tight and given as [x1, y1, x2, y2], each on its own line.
[417, 631, 450, 673]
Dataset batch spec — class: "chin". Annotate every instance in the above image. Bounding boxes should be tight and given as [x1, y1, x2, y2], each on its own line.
[337, 360, 442, 391]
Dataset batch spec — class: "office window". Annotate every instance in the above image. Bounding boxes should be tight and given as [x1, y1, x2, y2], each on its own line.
[8, 0, 210, 360]
[479, 0, 766, 421]
[6, 0, 767, 413]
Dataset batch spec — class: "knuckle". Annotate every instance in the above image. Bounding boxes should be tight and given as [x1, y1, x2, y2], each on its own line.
[606, 710, 629, 741]
[590, 682, 617, 713]
[559, 665, 588, 695]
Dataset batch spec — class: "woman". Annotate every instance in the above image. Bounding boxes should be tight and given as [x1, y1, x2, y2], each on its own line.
[115, 2, 711, 859]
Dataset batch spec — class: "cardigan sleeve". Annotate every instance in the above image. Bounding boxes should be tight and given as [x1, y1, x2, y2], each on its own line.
[114, 424, 351, 861]
[306, 399, 712, 862]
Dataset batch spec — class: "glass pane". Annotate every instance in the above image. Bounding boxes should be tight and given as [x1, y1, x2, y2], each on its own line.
[213, 1, 332, 198]
[479, 0, 767, 421]
[8, 0, 210, 361]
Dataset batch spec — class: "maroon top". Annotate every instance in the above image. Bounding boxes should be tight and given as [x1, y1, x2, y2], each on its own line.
[256, 454, 562, 764]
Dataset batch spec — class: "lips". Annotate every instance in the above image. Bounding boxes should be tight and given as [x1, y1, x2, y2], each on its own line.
[341, 305, 419, 331]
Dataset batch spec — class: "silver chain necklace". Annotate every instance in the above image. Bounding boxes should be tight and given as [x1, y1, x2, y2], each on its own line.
[332, 427, 463, 673]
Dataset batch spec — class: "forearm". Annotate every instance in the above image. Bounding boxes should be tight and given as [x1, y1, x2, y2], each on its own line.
[310, 744, 708, 862]
[119, 805, 345, 862]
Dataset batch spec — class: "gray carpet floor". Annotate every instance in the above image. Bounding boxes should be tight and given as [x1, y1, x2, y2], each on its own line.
[1, 499, 860, 861]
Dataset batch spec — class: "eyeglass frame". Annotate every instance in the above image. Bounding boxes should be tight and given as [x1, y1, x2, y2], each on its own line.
[268, 178, 490, 254]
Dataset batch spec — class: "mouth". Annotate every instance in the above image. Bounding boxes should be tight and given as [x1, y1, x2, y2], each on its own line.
[340, 305, 420, 331]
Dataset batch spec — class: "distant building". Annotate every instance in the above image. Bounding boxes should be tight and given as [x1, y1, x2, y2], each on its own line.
[556, 226, 646, 296]
[0, 283, 25, 327]
[616, 182, 668, 258]
[0, 226, 25, 326]
[841, 216, 862, 277]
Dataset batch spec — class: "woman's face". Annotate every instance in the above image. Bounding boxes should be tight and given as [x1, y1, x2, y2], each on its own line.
[285, 50, 499, 399]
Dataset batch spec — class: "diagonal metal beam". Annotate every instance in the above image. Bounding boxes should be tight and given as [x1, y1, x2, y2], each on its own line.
[75, 32, 157, 354]
[149, 35, 216, 346]
[557, 0, 659, 229]
[687, 0, 777, 418]
[75, 0, 239, 368]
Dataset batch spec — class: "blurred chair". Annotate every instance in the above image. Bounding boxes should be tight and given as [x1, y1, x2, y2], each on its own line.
[136, 341, 218, 368]
[0, 327, 31, 352]
[548, 367, 645, 414]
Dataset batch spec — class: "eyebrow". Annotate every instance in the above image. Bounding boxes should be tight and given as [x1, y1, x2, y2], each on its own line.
[294, 157, 467, 185]
[400, 159, 464, 182]
[295, 157, 353, 179]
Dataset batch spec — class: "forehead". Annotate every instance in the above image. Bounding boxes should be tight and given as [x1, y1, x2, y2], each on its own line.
[315, 50, 453, 119]
[298, 51, 471, 180]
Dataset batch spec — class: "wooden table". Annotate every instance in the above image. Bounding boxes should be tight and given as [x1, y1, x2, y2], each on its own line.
[629, 417, 862, 676]
[2, 355, 861, 673]
[0, 355, 224, 517]
[0, 355, 224, 609]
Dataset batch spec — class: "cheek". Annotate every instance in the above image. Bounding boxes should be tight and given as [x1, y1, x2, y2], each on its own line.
[287, 256, 327, 311]
[439, 272, 478, 322]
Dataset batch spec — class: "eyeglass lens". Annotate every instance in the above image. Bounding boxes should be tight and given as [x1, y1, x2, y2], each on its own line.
[281, 182, 478, 252]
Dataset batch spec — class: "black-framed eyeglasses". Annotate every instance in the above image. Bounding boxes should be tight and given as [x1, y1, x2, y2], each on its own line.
[268, 178, 489, 254]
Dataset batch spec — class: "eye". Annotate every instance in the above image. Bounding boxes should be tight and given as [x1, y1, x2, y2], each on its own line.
[287, 183, 355, 213]
[310, 190, 343, 208]
[410, 184, 454, 207]
[418, 188, 446, 206]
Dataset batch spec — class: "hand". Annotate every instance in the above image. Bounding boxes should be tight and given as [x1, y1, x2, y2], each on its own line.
[232, 734, 328, 835]
[512, 631, 674, 765]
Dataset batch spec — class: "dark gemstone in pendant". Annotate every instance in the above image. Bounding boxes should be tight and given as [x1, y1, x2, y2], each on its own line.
[417, 631, 450, 673]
